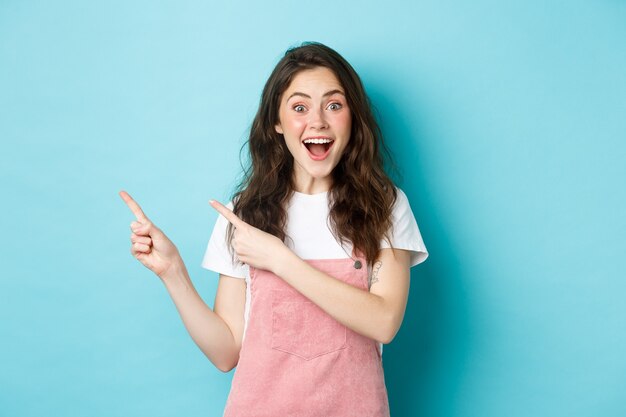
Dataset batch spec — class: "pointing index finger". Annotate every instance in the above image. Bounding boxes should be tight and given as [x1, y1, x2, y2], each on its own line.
[119, 190, 148, 222]
[209, 200, 247, 229]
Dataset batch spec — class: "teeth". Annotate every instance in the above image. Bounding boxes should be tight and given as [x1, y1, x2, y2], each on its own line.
[303, 138, 333, 144]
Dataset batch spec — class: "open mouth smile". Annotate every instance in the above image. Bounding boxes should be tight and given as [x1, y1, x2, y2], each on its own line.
[302, 137, 335, 161]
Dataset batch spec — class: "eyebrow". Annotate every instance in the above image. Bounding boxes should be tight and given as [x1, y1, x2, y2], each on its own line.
[286, 89, 345, 101]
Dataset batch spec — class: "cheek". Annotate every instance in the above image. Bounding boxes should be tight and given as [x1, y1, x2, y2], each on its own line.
[346, 111, 353, 128]
[335, 112, 352, 134]
[284, 117, 307, 134]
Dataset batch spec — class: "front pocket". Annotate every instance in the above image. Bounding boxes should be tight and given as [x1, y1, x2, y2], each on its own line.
[271, 289, 347, 360]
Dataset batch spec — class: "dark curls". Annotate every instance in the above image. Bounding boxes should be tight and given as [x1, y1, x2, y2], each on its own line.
[228, 42, 397, 266]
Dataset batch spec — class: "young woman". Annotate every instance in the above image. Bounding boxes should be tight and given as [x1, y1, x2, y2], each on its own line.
[120, 42, 428, 416]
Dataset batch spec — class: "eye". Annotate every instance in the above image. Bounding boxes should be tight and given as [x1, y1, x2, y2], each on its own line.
[293, 105, 306, 112]
[327, 102, 342, 111]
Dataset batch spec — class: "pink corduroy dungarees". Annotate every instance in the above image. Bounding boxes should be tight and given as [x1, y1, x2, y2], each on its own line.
[222, 255, 391, 417]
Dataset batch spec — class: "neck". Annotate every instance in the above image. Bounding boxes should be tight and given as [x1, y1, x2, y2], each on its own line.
[292, 172, 332, 195]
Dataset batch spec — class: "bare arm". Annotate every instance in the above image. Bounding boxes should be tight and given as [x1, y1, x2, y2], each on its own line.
[119, 191, 244, 372]
[161, 264, 245, 372]
[209, 199, 412, 345]
[274, 247, 411, 344]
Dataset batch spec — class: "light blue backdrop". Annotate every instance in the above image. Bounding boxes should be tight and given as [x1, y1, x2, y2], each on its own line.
[1, 1, 624, 416]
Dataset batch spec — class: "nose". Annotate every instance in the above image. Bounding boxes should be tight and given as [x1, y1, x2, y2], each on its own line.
[308, 107, 328, 130]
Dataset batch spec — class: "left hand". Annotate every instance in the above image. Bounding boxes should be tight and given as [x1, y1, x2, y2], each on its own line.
[209, 200, 291, 273]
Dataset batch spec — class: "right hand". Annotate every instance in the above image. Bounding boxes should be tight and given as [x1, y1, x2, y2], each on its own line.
[119, 190, 181, 279]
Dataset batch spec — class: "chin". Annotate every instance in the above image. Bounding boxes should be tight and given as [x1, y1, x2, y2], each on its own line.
[306, 165, 336, 179]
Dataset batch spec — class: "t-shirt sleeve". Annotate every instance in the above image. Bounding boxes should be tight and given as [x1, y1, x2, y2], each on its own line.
[380, 188, 429, 267]
[201, 201, 247, 279]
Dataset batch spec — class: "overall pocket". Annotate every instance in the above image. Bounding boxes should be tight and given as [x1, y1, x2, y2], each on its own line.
[271, 288, 347, 360]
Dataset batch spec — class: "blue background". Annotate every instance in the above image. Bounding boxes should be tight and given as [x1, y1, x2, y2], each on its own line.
[1, 1, 625, 416]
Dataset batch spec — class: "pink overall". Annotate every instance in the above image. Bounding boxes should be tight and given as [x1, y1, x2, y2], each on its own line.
[222, 257, 391, 417]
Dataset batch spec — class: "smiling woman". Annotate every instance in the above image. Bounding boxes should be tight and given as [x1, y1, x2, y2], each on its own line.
[275, 66, 352, 190]
[228, 43, 411, 268]
[121, 42, 428, 417]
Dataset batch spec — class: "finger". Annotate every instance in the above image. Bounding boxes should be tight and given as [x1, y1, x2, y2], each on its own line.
[119, 190, 149, 222]
[130, 233, 152, 245]
[209, 200, 247, 229]
[130, 221, 142, 233]
[131, 244, 151, 257]
[133, 242, 151, 253]
[130, 219, 163, 240]
[130, 221, 150, 237]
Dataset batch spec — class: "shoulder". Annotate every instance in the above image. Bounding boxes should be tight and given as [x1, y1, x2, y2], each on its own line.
[393, 187, 410, 207]
[390, 187, 413, 218]
[201, 198, 247, 279]
[383, 186, 429, 267]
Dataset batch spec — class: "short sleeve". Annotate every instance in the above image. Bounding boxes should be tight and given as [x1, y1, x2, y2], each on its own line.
[380, 188, 429, 267]
[201, 201, 247, 279]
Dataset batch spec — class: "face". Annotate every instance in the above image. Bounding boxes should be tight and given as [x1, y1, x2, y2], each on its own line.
[275, 67, 352, 193]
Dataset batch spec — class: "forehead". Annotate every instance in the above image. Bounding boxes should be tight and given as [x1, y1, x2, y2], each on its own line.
[283, 67, 344, 97]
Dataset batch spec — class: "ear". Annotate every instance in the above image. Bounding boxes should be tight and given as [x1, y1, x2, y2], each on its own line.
[274, 123, 283, 135]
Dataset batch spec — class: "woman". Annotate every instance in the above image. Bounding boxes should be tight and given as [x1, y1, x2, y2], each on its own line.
[120, 42, 428, 416]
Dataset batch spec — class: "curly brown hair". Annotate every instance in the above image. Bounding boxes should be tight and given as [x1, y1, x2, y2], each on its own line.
[228, 42, 397, 266]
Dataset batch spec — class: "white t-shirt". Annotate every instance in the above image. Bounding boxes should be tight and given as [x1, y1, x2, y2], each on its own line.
[201, 188, 428, 355]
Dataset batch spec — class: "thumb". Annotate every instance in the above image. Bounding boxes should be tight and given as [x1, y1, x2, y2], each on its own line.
[131, 219, 164, 238]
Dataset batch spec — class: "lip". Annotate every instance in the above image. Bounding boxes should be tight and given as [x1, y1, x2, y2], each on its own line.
[301, 136, 335, 161]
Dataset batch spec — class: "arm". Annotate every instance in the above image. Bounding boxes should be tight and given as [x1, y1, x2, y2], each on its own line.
[161, 263, 245, 373]
[209, 199, 412, 345]
[119, 191, 243, 372]
[274, 247, 411, 344]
